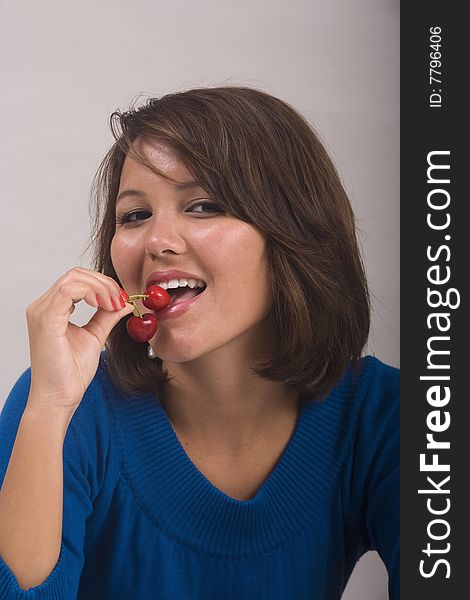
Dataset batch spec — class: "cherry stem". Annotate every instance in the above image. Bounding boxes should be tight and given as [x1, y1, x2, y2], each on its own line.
[126, 294, 149, 302]
[125, 295, 149, 319]
[124, 295, 150, 319]
[128, 300, 141, 318]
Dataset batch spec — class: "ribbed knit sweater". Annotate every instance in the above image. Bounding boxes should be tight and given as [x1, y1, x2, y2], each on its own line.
[0, 354, 399, 599]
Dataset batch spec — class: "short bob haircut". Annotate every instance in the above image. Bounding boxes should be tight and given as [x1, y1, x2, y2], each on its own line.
[87, 86, 370, 405]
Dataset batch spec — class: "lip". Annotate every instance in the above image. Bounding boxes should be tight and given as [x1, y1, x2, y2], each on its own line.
[155, 285, 207, 321]
[145, 270, 207, 289]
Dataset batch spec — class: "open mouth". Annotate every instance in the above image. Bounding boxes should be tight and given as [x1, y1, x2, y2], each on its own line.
[166, 284, 207, 307]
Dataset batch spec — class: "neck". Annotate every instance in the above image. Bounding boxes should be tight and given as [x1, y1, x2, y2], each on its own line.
[160, 352, 299, 459]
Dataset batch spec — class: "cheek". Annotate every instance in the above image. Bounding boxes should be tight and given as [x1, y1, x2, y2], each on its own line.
[110, 235, 138, 283]
[109, 236, 121, 272]
[213, 259, 272, 321]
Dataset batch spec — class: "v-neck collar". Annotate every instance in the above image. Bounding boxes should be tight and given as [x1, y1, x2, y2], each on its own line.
[105, 356, 373, 558]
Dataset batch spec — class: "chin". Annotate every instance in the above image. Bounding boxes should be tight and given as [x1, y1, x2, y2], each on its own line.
[153, 338, 208, 364]
[160, 351, 204, 364]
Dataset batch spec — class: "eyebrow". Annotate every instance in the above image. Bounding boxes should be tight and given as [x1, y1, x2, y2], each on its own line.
[115, 181, 203, 204]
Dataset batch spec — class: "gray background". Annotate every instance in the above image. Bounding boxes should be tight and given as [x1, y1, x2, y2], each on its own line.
[0, 1, 399, 597]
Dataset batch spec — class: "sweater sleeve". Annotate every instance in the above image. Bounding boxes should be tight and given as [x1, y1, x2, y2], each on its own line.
[359, 360, 400, 600]
[0, 366, 109, 599]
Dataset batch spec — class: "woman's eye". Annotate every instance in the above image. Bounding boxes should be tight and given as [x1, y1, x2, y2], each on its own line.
[188, 201, 221, 214]
[115, 210, 152, 225]
[115, 202, 222, 226]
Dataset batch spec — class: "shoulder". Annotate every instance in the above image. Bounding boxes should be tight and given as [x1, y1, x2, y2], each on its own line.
[304, 356, 399, 504]
[309, 355, 399, 434]
[297, 355, 399, 492]
[338, 354, 399, 462]
[349, 354, 399, 422]
[338, 355, 399, 518]
[342, 358, 400, 596]
[343, 354, 399, 399]
[360, 354, 399, 395]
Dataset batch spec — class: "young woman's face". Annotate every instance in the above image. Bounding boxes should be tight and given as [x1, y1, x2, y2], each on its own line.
[110, 139, 274, 363]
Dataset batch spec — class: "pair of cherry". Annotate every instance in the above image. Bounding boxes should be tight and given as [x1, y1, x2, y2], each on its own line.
[119, 285, 171, 342]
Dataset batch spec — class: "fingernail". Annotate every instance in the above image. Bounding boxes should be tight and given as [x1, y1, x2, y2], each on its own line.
[120, 296, 126, 308]
[111, 298, 119, 311]
[120, 288, 129, 301]
[96, 294, 102, 307]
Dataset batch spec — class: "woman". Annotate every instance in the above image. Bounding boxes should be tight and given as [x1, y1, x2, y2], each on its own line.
[0, 87, 399, 598]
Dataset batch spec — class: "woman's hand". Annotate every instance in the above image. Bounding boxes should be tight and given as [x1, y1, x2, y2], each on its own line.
[25, 267, 135, 412]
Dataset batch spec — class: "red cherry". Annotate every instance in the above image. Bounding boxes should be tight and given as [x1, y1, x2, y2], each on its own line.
[126, 313, 158, 342]
[142, 285, 171, 311]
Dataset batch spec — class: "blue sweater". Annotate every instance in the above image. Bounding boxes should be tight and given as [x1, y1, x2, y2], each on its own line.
[0, 354, 399, 599]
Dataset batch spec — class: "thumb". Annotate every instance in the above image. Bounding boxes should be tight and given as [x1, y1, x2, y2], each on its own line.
[82, 303, 136, 347]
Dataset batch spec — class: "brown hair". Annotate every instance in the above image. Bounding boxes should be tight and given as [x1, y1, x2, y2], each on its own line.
[86, 86, 370, 404]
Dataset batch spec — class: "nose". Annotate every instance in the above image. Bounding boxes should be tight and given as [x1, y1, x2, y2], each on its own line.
[143, 214, 186, 259]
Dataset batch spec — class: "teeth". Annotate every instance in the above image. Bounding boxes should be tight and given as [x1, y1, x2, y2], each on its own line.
[149, 278, 206, 290]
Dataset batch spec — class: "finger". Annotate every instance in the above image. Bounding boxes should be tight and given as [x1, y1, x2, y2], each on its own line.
[35, 268, 125, 313]
[29, 271, 99, 312]
[81, 301, 136, 347]
[47, 281, 115, 318]
[47, 270, 127, 315]
[72, 268, 126, 309]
